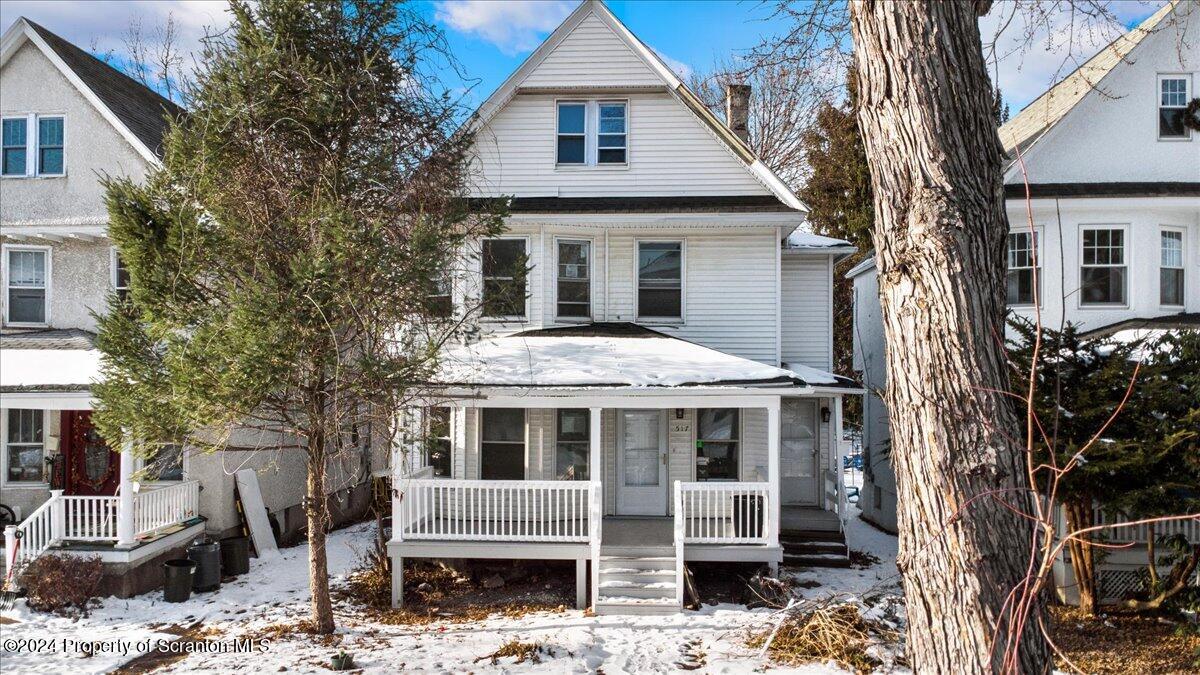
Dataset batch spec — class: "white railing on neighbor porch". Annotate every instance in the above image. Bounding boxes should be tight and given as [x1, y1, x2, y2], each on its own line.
[3, 482, 201, 569]
[676, 482, 771, 544]
[1061, 507, 1200, 545]
[395, 479, 599, 543]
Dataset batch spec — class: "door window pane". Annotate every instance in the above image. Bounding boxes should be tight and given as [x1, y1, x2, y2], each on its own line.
[481, 408, 524, 480]
[622, 411, 659, 486]
[637, 242, 682, 319]
[556, 409, 589, 480]
[697, 409, 738, 480]
[557, 240, 590, 318]
[6, 409, 45, 483]
[482, 239, 527, 318]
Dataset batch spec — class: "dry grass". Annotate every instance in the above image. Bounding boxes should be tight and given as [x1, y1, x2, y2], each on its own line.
[1049, 605, 1200, 674]
[474, 640, 549, 665]
[747, 604, 883, 674]
[240, 619, 342, 646]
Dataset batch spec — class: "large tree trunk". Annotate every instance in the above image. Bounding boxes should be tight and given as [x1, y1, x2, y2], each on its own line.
[307, 431, 335, 634]
[848, 1, 1051, 672]
[1063, 499, 1098, 615]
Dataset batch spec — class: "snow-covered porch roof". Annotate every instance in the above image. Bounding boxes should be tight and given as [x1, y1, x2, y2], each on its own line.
[0, 329, 100, 409]
[432, 323, 859, 406]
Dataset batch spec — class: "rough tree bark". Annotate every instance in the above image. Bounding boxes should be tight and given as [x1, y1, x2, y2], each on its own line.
[848, 1, 1051, 672]
[1064, 498, 1098, 615]
[306, 391, 334, 634]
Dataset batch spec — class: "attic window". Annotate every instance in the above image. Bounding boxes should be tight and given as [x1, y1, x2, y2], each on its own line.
[555, 100, 628, 167]
[1158, 75, 1191, 139]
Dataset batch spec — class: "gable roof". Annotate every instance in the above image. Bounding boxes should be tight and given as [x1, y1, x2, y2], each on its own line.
[0, 17, 184, 163]
[998, 2, 1176, 157]
[468, 0, 806, 213]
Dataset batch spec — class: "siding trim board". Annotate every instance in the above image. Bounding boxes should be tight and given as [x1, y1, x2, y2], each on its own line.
[1004, 182, 1200, 198]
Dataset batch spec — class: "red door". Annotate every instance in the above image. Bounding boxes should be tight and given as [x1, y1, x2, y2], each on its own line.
[62, 411, 120, 496]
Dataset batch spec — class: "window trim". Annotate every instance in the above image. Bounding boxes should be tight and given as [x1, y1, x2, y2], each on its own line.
[1157, 73, 1193, 141]
[553, 236, 594, 322]
[480, 235, 530, 322]
[1077, 224, 1130, 309]
[553, 98, 630, 169]
[0, 113, 67, 178]
[478, 408, 527, 480]
[635, 238, 685, 323]
[694, 408, 741, 482]
[2, 243, 52, 327]
[1, 408, 49, 489]
[1159, 226, 1187, 308]
[1005, 228, 1042, 308]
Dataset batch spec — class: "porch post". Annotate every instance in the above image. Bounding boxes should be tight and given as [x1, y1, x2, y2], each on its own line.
[767, 397, 781, 550]
[49, 489, 64, 544]
[116, 437, 137, 548]
[834, 396, 847, 530]
[588, 408, 601, 486]
[391, 555, 404, 608]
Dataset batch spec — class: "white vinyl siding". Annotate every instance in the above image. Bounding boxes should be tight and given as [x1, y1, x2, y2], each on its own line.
[518, 13, 661, 89]
[780, 254, 833, 371]
[471, 94, 771, 197]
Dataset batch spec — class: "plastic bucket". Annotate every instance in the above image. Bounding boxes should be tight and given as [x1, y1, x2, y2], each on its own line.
[163, 559, 197, 603]
[219, 536, 250, 577]
[187, 540, 222, 592]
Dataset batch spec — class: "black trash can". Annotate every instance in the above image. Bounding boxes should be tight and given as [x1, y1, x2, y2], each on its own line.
[187, 539, 222, 592]
[732, 494, 764, 539]
[219, 536, 250, 577]
[163, 559, 197, 603]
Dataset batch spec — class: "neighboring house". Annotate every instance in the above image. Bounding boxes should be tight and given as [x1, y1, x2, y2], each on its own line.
[850, 1, 1199, 601]
[388, 0, 859, 616]
[0, 18, 373, 594]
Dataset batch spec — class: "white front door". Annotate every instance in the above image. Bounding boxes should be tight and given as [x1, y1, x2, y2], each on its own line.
[616, 409, 668, 515]
[781, 400, 819, 505]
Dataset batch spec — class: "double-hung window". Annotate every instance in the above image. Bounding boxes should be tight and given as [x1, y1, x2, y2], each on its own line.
[696, 409, 738, 481]
[112, 249, 131, 301]
[426, 407, 452, 478]
[556, 239, 591, 319]
[4, 246, 50, 325]
[1080, 227, 1127, 306]
[5, 409, 45, 484]
[1006, 231, 1040, 306]
[555, 409, 589, 480]
[1160, 229, 1185, 306]
[1158, 75, 1191, 139]
[481, 238, 527, 319]
[2, 118, 26, 176]
[38, 117, 64, 175]
[426, 273, 452, 318]
[637, 241, 683, 320]
[556, 100, 627, 166]
[480, 408, 524, 480]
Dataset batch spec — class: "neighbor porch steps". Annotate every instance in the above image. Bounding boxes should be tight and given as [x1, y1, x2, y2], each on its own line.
[781, 530, 851, 568]
[593, 544, 680, 615]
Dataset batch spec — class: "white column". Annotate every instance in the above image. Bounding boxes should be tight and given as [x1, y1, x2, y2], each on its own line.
[4, 525, 18, 571]
[766, 398, 781, 549]
[48, 489, 64, 544]
[589, 408, 602, 486]
[116, 438, 136, 548]
[391, 555, 404, 608]
[575, 558, 587, 609]
[454, 406, 467, 479]
[835, 396, 847, 528]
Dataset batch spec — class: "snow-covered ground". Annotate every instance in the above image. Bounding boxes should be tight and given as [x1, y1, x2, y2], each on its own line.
[1, 509, 901, 674]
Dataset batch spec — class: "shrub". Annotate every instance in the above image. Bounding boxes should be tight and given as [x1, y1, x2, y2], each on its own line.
[18, 553, 104, 616]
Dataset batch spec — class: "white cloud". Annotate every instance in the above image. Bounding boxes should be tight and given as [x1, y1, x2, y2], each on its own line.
[434, 0, 574, 55]
[652, 48, 692, 80]
[979, 0, 1167, 112]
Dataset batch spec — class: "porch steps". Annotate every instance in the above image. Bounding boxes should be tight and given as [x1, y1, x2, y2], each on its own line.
[780, 530, 851, 569]
[594, 550, 680, 615]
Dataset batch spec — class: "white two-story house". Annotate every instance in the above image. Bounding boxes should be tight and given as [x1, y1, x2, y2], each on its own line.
[849, 0, 1198, 601]
[0, 18, 375, 595]
[388, 0, 858, 616]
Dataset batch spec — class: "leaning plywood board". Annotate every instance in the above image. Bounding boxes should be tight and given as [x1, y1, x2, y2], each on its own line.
[235, 469, 279, 559]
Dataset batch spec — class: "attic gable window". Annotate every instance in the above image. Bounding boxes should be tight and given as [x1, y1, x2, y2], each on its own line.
[2, 118, 26, 176]
[1, 115, 65, 177]
[555, 100, 628, 167]
[1158, 75, 1191, 139]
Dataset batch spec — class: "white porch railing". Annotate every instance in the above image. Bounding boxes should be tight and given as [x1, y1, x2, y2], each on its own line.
[133, 481, 200, 537]
[1081, 508, 1200, 544]
[676, 481, 771, 544]
[3, 482, 201, 571]
[395, 479, 598, 543]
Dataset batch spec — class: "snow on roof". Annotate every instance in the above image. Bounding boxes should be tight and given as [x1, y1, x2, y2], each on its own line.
[0, 348, 102, 390]
[435, 327, 840, 389]
[785, 230, 853, 250]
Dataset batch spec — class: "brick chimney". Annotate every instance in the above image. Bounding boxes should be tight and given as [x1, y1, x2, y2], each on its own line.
[724, 83, 751, 144]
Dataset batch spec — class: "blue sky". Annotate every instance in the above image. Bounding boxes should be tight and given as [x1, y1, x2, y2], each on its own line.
[0, 0, 1166, 114]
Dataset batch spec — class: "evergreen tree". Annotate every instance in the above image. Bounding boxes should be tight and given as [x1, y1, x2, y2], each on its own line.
[94, 0, 503, 633]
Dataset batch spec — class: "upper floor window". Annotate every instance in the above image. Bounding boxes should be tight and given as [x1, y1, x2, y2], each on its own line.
[696, 408, 738, 481]
[4, 245, 50, 325]
[555, 409, 589, 480]
[637, 241, 682, 320]
[1080, 227, 1126, 306]
[1160, 229, 1185, 306]
[481, 238, 527, 319]
[556, 239, 591, 320]
[111, 249, 131, 301]
[1, 115, 64, 177]
[5, 409, 45, 484]
[1006, 231, 1040, 306]
[1159, 75, 1191, 139]
[555, 100, 628, 166]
